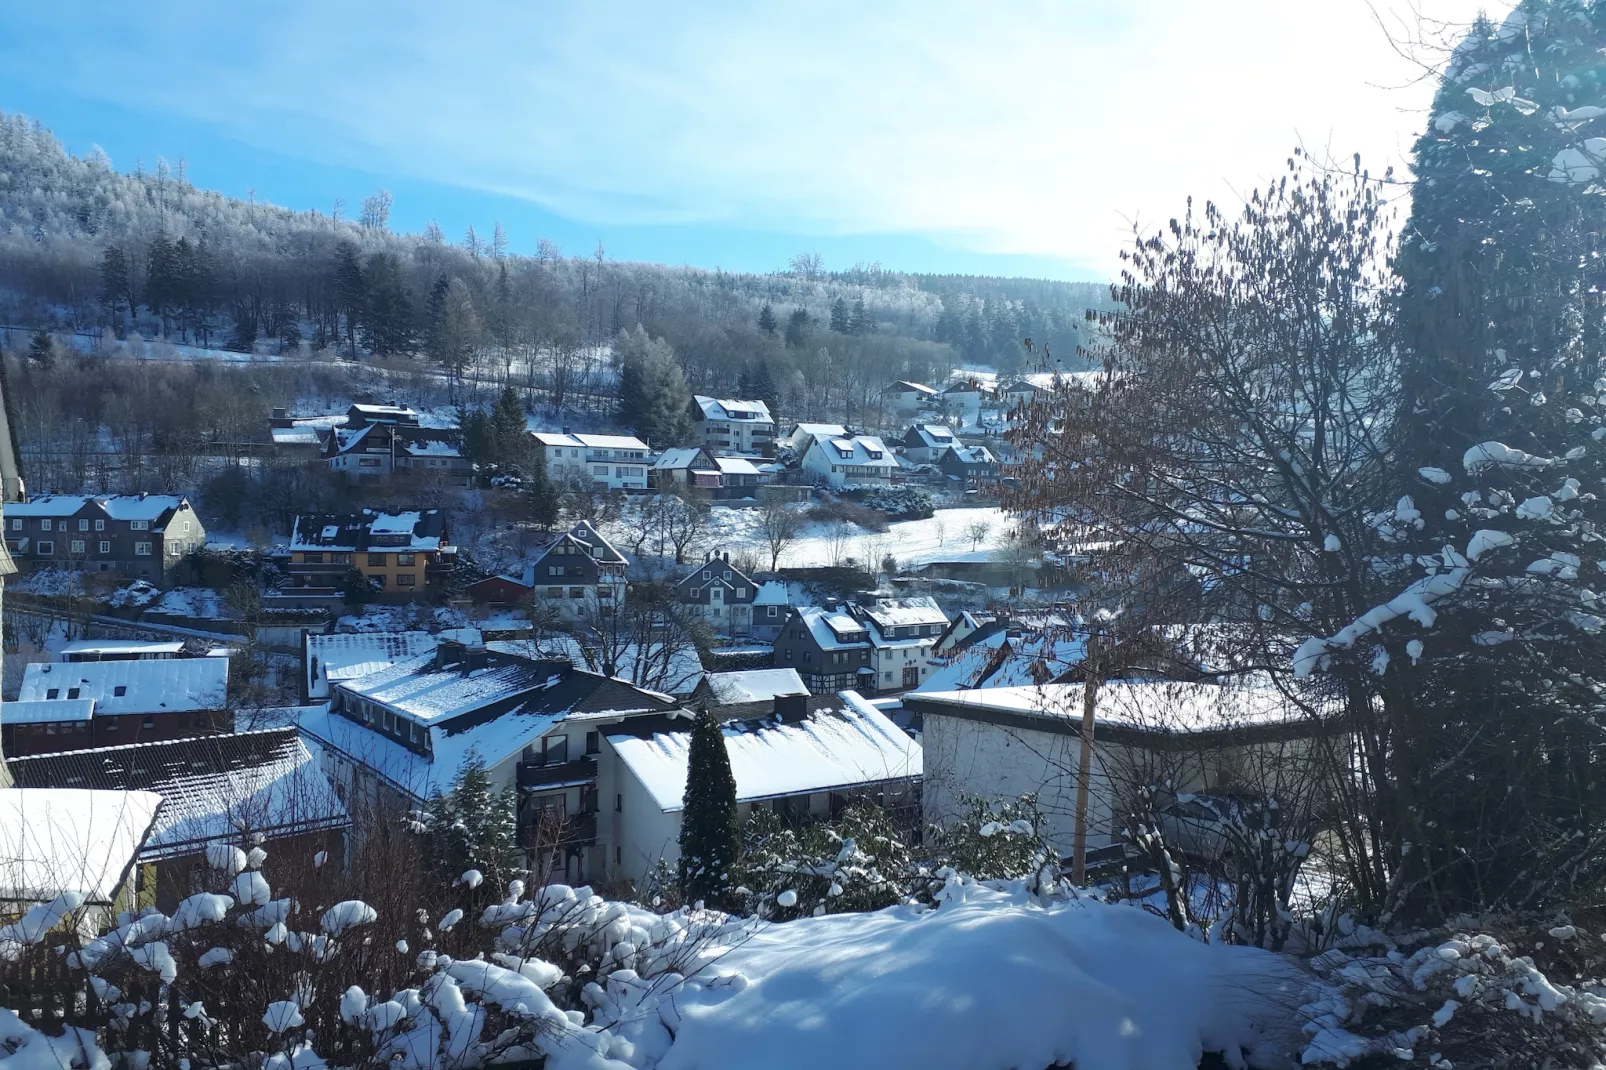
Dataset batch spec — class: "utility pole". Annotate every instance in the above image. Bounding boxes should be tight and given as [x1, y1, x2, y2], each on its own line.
[1069, 631, 1101, 886]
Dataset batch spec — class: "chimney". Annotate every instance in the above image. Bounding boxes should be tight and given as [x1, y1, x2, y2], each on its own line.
[723, 551, 730, 563]
[775, 693, 808, 724]
[562, 426, 571, 435]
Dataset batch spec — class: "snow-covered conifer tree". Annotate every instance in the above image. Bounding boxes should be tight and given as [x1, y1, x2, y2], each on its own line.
[678, 708, 739, 908]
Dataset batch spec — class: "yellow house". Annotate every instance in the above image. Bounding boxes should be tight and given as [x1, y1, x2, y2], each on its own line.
[287, 509, 454, 600]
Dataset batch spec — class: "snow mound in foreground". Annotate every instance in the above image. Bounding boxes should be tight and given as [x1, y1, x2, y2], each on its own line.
[647, 881, 1309, 1070]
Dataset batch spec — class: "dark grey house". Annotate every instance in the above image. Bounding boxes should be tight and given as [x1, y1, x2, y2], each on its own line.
[772, 605, 875, 693]
[939, 444, 999, 485]
[3, 494, 207, 585]
[528, 521, 629, 619]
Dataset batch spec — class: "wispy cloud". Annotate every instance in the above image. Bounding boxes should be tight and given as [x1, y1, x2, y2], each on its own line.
[1, 0, 1503, 275]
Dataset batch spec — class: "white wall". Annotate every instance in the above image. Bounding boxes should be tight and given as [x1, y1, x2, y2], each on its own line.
[921, 712, 1117, 856]
[601, 744, 682, 888]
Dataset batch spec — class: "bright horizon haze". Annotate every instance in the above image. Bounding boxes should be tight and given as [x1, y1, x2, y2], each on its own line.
[0, 0, 1506, 280]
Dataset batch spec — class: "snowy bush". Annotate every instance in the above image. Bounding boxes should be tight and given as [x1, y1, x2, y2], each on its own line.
[732, 805, 914, 920]
[925, 794, 1059, 891]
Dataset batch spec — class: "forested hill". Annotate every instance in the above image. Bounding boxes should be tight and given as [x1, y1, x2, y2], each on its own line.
[0, 112, 1109, 391]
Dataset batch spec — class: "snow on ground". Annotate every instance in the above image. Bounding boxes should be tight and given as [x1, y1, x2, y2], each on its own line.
[645, 880, 1310, 1070]
[707, 506, 1011, 570]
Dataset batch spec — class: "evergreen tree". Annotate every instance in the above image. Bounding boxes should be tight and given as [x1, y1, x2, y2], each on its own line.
[422, 758, 522, 894]
[746, 358, 780, 424]
[1315, 0, 1606, 918]
[26, 330, 54, 366]
[425, 273, 450, 354]
[490, 384, 529, 466]
[361, 251, 412, 356]
[678, 707, 739, 908]
[784, 308, 811, 349]
[333, 239, 366, 358]
[432, 278, 482, 389]
[99, 243, 130, 331]
[340, 567, 374, 608]
[524, 445, 560, 530]
[934, 297, 963, 348]
[614, 325, 693, 446]
[828, 296, 850, 333]
[757, 303, 777, 335]
[848, 295, 874, 335]
[145, 233, 177, 336]
[460, 407, 495, 467]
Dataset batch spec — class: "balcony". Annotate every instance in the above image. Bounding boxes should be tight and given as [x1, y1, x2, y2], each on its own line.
[521, 810, 597, 849]
[517, 755, 598, 790]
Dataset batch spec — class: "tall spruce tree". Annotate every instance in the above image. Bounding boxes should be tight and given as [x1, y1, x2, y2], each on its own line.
[757, 303, 777, 335]
[678, 708, 739, 908]
[784, 309, 811, 349]
[361, 251, 412, 356]
[525, 446, 560, 530]
[848, 295, 873, 335]
[828, 296, 850, 333]
[615, 325, 693, 446]
[422, 758, 522, 895]
[333, 239, 366, 358]
[99, 244, 130, 331]
[1305, 0, 1606, 918]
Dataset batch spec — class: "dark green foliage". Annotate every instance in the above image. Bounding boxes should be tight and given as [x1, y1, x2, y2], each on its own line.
[524, 445, 560, 530]
[98, 243, 130, 329]
[757, 303, 777, 335]
[26, 330, 54, 366]
[340, 567, 375, 608]
[926, 794, 1055, 883]
[333, 239, 365, 358]
[848, 295, 873, 335]
[361, 251, 412, 356]
[829, 296, 850, 333]
[678, 708, 739, 908]
[732, 803, 912, 920]
[615, 325, 693, 447]
[421, 758, 523, 895]
[490, 385, 529, 465]
[201, 464, 253, 529]
[784, 309, 811, 348]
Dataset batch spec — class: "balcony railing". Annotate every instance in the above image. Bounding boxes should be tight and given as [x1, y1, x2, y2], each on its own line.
[517, 755, 598, 789]
[520, 810, 597, 849]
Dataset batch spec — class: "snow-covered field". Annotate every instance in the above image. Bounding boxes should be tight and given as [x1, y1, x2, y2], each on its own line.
[709, 505, 1011, 570]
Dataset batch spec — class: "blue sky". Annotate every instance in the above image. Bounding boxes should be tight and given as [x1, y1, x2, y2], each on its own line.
[0, 0, 1502, 280]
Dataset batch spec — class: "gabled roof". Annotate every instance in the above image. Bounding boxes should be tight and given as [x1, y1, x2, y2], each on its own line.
[61, 639, 186, 658]
[752, 581, 790, 605]
[539, 520, 626, 565]
[531, 431, 650, 451]
[4, 494, 190, 523]
[6, 729, 349, 861]
[609, 691, 920, 812]
[857, 597, 949, 631]
[813, 435, 897, 469]
[693, 396, 773, 423]
[786, 423, 848, 444]
[906, 424, 957, 449]
[0, 788, 163, 903]
[796, 606, 870, 650]
[18, 658, 229, 715]
[654, 447, 713, 471]
[903, 680, 1303, 738]
[944, 445, 998, 467]
[703, 668, 810, 706]
[714, 456, 761, 476]
[305, 631, 439, 700]
[886, 380, 938, 396]
[290, 509, 447, 552]
[679, 555, 757, 592]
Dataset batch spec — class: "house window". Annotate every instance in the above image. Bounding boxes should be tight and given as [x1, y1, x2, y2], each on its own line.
[585, 731, 600, 755]
[77, 519, 89, 531]
[70, 540, 84, 554]
[183, 521, 191, 533]
[302, 552, 325, 564]
[397, 553, 416, 566]
[549, 566, 563, 576]
[134, 542, 151, 556]
[690, 587, 701, 598]
[129, 520, 148, 531]
[615, 793, 623, 812]
[542, 735, 568, 765]
[368, 553, 387, 566]
[142, 718, 154, 730]
[570, 587, 584, 598]
[597, 586, 613, 599]
[397, 574, 417, 587]
[40, 519, 51, 532]
[372, 575, 386, 587]
[702, 570, 711, 580]
[593, 466, 608, 476]
[358, 458, 381, 467]
[735, 587, 747, 598]
[767, 606, 779, 617]
[45, 688, 58, 699]
[99, 541, 110, 554]
[547, 587, 563, 598]
[36, 541, 53, 555]
[331, 553, 351, 564]
[95, 519, 104, 531]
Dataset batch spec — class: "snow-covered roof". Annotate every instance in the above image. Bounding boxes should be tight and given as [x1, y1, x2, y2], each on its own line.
[858, 597, 948, 631]
[610, 691, 920, 812]
[785, 423, 848, 447]
[814, 435, 897, 469]
[6, 730, 349, 862]
[1, 699, 95, 725]
[703, 668, 810, 706]
[693, 396, 773, 423]
[887, 380, 939, 395]
[532, 431, 650, 451]
[290, 509, 446, 552]
[350, 403, 420, 418]
[947, 445, 997, 466]
[909, 424, 957, 448]
[61, 639, 186, 658]
[339, 657, 555, 725]
[797, 607, 870, 650]
[654, 447, 708, 470]
[18, 658, 229, 715]
[906, 680, 1303, 735]
[401, 438, 462, 458]
[714, 456, 761, 477]
[752, 581, 790, 605]
[4, 494, 189, 522]
[305, 631, 440, 700]
[487, 637, 703, 697]
[271, 426, 324, 446]
[0, 788, 163, 903]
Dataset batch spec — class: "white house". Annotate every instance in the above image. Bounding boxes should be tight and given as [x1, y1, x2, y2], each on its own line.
[0, 787, 163, 921]
[531, 432, 651, 491]
[850, 597, 950, 693]
[901, 423, 958, 464]
[603, 691, 921, 885]
[884, 381, 939, 412]
[998, 371, 1102, 408]
[689, 396, 776, 454]
[781, 423, 849, 455]
[801, 434, 898, 488]
[902, 681, 1308, 859]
